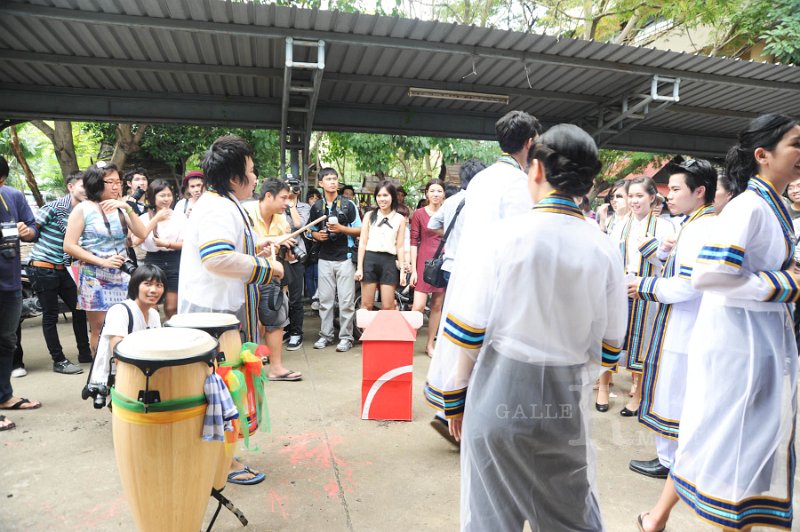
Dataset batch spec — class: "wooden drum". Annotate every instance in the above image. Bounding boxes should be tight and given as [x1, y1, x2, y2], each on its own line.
[165, 312, 242, 366]
[164, 312, 244, 490]
[112, 328, 220, 532]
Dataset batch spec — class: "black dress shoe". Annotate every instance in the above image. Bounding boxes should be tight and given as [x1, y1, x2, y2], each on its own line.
[620, 406, 639, 417]
[595, 402, 609, 412]
[629, 458, 670, 479]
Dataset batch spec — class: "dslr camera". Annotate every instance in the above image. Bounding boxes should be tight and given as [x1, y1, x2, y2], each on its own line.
[285, 174, 302, 196]
[0, 222, 20, 259]
[119, 259, 138, 275]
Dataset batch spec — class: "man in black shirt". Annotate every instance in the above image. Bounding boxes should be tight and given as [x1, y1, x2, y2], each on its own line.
[308, 168, 361, 352]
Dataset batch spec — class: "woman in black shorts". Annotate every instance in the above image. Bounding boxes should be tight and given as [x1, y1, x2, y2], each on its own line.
[355, 181, 407, 310]
[131, 179, 185, 319]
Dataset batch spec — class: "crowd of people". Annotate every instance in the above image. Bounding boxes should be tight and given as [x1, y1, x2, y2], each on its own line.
[0, 108, 798, 531]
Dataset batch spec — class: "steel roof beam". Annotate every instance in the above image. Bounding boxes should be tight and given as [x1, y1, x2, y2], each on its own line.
[3, 3, 799, 93]
[0, 84, 736, 156]
[0, 50, 769, 121]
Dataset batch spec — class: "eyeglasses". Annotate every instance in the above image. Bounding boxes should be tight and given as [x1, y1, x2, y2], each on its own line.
[103, 180, 122, 186]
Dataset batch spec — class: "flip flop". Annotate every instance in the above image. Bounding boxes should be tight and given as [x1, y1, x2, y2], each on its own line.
[0, 415, 15, 432]
[1, 397, 41, 410]
[269, 370, 302, 382]
[637, 512, 665, 532]
[227, 466, 266, 486]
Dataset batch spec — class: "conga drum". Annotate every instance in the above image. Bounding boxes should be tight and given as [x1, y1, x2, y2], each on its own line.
[165, 313, 245, 490]
[112, 328, 220, 532]
[165, 312, 242, 365]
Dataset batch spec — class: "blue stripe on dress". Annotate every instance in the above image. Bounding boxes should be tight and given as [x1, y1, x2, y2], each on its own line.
[600, 341, 621, 367]
[672, 472, 793, 529]
[442, 314, 485, 349]
[760, 270, 800, 303]
[697, 245, 745, 268]
[199, 240, 235, 261]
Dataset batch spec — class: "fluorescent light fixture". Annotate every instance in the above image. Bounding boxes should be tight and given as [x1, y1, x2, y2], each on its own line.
[408, 87, 509, 105]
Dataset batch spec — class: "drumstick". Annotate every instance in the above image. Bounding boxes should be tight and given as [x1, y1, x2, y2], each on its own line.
[275, 215, 327, 245]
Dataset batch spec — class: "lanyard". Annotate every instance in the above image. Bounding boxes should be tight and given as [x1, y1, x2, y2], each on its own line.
[0, 190, 9, 215]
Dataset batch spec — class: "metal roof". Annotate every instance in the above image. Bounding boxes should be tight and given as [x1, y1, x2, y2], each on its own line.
[1, 0, 799, 157]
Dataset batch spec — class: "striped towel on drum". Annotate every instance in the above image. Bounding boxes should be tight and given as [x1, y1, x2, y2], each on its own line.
[203, 373, 239, 442]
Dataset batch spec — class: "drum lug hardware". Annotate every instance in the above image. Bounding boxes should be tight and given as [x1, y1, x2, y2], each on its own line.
[138, 390, 161, 406]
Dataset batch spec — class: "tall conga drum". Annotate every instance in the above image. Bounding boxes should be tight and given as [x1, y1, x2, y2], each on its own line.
[165, 312, 243, 491]
[112, 328, 220, 532]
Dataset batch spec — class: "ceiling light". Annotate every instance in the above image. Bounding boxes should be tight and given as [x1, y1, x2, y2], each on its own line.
[408, 87, 509, 105]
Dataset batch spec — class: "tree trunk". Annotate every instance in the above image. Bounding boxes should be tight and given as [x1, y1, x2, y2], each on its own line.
[30, 120, 79, 180]
[111, 123, 149, 170]
[8, 126, 45, 206]
[613, 12, 640, 45]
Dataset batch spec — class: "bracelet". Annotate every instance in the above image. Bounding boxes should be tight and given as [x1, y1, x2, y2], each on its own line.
[125, 206, 134, 215]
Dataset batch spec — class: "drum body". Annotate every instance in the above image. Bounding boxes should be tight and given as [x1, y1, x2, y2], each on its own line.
[112, 328, 220, 532]
[165, 312, 243, 489]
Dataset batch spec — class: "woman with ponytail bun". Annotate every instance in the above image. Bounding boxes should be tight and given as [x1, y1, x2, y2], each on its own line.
[442, 123, 627, 531]
[638, 114, 800, 532]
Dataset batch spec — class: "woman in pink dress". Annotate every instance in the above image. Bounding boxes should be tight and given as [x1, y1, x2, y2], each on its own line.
[410, 179, 446, 357]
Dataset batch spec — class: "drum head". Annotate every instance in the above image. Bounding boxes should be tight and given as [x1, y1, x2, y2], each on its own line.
[164, 312, 240, 336]
[115, 328, 218, 367]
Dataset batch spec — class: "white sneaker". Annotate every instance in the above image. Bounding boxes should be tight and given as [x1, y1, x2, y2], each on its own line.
[314, 337, 330, 349]
[11, 367, 27, 378]
[336, 340, 353, 352]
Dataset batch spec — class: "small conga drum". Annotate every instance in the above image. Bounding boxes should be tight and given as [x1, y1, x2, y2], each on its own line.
[112, 328, 220, 532]
[165, 313, 245, 490]
[165, 312, 242, 366]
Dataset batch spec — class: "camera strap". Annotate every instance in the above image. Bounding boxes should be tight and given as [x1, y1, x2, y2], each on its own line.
[432, 198, 466, 260]
[99, 207, 129, 237]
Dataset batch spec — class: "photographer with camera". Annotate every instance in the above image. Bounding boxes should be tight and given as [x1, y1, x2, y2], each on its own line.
[309, 168, 362, 352]
[0, 155, 42, 430]
[64, 162, 151, 360]
[83, 264, 166, 409]
[283, 176, 310, 351]
[122, 168, 149, 216]
[243, 179, 302, 381]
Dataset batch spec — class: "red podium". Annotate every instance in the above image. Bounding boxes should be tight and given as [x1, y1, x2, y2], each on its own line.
[357, 310, 423, 421]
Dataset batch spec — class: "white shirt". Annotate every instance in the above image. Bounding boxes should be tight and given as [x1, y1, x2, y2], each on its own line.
[178, 192, 272, 315]
[428, 190, 466, 273]
[139, 210, 187, 253]
[89, 300, 160, 386]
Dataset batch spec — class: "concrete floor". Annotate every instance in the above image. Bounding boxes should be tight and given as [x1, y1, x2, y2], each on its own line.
[1, 311, 796, 531]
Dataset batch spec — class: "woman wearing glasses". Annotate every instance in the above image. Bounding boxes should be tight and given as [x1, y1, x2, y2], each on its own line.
[64, 162, 150, 358]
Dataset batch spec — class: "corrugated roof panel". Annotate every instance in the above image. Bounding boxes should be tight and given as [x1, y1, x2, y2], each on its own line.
[386, 48, 416, 78]
[2, 61, 38, 84]
[414, 52, 451, 81]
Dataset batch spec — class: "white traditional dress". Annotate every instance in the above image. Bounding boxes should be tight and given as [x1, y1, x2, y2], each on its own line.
[424, 155, 532, 417]
[633, 204, 715, 468]
[442, 194, 627, 531]
[672, 177, 797, 530]
[610, 212, 674, 372]
[177, 190, 273, 343]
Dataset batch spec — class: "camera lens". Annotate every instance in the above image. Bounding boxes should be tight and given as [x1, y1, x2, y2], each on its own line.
[119, 260, 137, 275]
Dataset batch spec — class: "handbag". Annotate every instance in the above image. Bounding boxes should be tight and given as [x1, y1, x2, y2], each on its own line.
[422, 199, 465, 288]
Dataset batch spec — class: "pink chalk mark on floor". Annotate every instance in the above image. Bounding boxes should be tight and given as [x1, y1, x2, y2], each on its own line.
[278, 432, 357, 498]
[268, 489, 289, 520]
